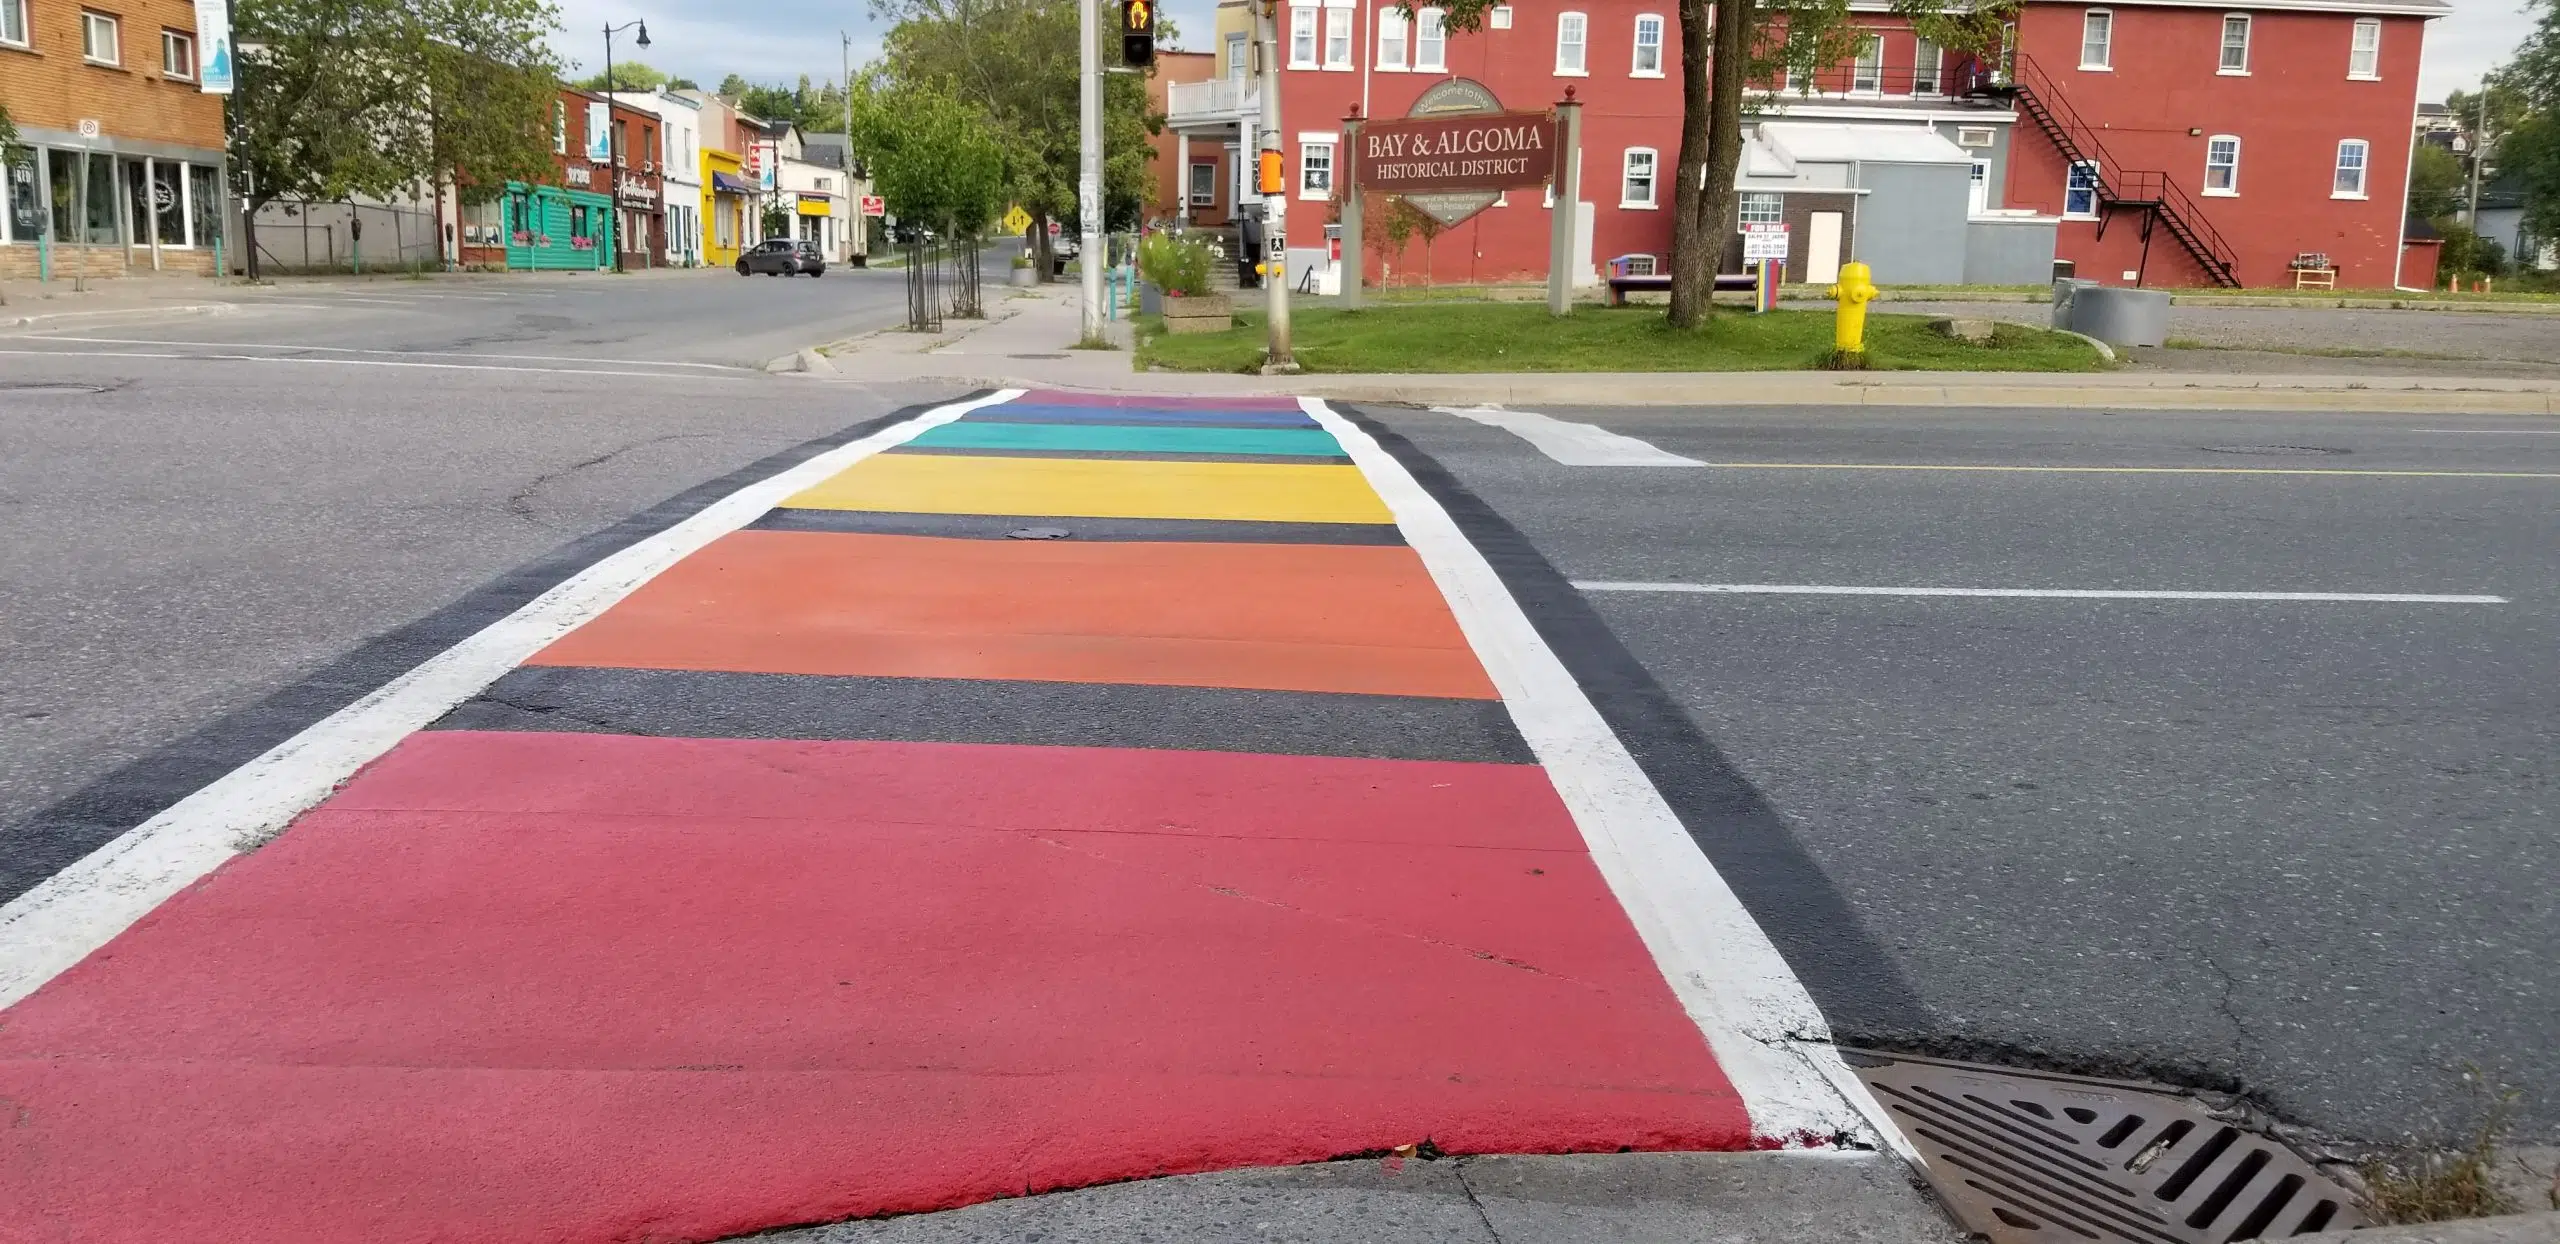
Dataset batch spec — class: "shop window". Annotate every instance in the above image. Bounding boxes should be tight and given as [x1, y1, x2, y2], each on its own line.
[83, 151, 117, 243]
[191, 164, 220, 250]
[4, 150, 39, 244]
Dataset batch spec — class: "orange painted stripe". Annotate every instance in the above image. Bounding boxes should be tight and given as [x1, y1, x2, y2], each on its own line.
[530, 531, 1499, 700]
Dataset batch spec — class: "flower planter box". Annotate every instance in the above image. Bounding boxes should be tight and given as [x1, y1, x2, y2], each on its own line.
[1161, 292, 1233, 335]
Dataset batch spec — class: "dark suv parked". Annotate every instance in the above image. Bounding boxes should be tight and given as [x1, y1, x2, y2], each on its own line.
[738, 238, 825, 277]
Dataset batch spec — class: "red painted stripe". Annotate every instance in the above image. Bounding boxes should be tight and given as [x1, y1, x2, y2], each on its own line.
[0, 732, 1749, 1242]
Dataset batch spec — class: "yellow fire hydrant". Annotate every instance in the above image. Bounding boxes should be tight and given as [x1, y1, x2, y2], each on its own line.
[1826, 261, 1878, 354]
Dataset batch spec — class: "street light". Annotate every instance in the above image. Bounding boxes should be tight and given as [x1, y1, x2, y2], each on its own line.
[602, 18, 650, 273]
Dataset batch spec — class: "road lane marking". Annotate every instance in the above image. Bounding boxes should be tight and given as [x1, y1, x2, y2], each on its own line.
[1436, 405, 1705, 467]
[0, 348, 742, 379]
[1695, 461, 2560, 479]
[1310, 398, 1889, 1151]
[0, 390, 1023, 1012]
[8, 336, 747, 370]
[2412, 428, 2560, 435]
[1573, 582, 2510, 604]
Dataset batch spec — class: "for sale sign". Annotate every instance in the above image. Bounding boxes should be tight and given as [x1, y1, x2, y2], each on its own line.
[1741, 222, 1790, 262]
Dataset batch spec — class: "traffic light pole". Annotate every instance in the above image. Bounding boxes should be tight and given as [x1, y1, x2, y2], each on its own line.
[1078, 0, 1105, 341]
[1255, 0, 1293, 371]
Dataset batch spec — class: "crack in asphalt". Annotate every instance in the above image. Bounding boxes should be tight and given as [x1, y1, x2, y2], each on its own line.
[1452, 1157, 1505, 1243]
[505, 434, 722, 521]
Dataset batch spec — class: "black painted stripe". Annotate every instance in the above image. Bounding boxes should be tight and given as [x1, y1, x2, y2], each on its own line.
[887, 445, 1353, 466]
[1333, 404, 1935, 1040]
[0, 395, 982, 907]
[748, 507, 1408, 545]
[435, 667, 1536, 765]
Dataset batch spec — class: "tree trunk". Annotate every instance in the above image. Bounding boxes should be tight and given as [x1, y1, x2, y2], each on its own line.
[1030, 209, 1054, 282]
[1667, 0, 1753, 328]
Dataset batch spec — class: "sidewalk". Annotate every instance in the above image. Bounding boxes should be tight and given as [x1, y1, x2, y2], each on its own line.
[804, 289, 2560, 414]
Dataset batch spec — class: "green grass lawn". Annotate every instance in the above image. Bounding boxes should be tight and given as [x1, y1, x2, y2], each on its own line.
[1135, 303, 2110, 374]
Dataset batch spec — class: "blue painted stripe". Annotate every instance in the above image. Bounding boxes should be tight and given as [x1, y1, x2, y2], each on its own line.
[908, 422, 1344, 456]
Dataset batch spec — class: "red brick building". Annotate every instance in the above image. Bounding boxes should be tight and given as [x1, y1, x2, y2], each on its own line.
[1236, 0, 2445, 289]
[454, 87, 663, 271]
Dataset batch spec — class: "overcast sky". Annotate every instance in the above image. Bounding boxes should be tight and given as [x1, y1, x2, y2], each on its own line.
[550, 0, 2537, 111]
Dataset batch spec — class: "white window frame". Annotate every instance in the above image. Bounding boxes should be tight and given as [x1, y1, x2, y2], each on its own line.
[2202, 134, 2239, 195]
[1956, 126, 1996, 148]
[1227, 31, 1249, 80]
[1967, 159, 1990, 214]
[1488, 4, 1510, 28]
[161, 27, 193, 79]
[1621, 147, 1658, 208]
[1, 0, 27, 49]
[1913, 37, 1943, 95]
[81, 8, 119, 64]
[2348, 17, 2380, 79]
[2218, 14, 2249, 74]
[1737, 191, 1783, 225]
[2063, 159, 2101, 218]
[2332, 138, 2369, 198]
[1289, 4, 1318, 68]
[1555, 11, 1587, 76]
[1631, 13, 1664, 77]
[1189, 160, 1217, 207]
[1376, 6, 1407, 70]
[1322, 3, 1352, 70]
[554, 102, 568, 155]
[1299, 137, 1336, 199]
[1850, 33, 1883, 94]
[1414, 7, 1446, 70]
[2079, 8, 2111, 71]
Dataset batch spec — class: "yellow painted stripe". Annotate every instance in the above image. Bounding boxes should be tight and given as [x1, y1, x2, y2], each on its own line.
[782, 452, 1397, 524]
[1705, 462, 2560, 480]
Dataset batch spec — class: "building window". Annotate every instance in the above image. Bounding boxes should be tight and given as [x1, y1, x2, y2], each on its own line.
[1555, 11, 1586, 75]
[1189, 160, 1217, 206]
[2203, 134, 2239, 194]
[1415, 8, 1445, 70]
[1914, 38, 1943, 94]
[1850, 33, 1883, 93]
[1737, 191, 1783, 225]
[1289, 5, 1316, 67]
[2348, 17, 2380, 78]
[2219, 14, 2248, 73]
[1227, 31, 1248, 80]
[2064, 159, 2100, 217]
[2333, 138, 2368, 197]
[81, 9, 119, 63]
[1956, 126, 1995, 148]
[161, 28, 192, 78]
[1632, 14, 1663, 76]
[554, 102, 568, 154]
[1300, 140, 1334, 197]
[1783, 65, 1807, 94]
[1376, 7, 1406, 68]
[1968, 159, 1989, 213]
[1488, 4, 1510, 27]
[1621, 148, 1658, 208]
[1, 0, 26, 48]
[2079, 8, 2111, 70]
[1323, 4, 1352, 69]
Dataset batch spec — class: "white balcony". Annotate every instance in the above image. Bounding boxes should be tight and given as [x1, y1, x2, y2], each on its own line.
[1167, 77, 1259, 129]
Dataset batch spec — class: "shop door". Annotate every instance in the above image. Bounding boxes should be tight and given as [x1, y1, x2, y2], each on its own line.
[1806, 211, 1844, 284]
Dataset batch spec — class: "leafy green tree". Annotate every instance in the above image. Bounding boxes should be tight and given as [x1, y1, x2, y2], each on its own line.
[867, 0, 1161, 274]
[576, 59, 669, 92]
[716, 73, 753, 97]
[850, 79, 1005, 238]
[424, 0, 566, 204]
[2498, 0, 2560, 252]
[2408, 143, 2465, 221]
[668, 76, 700, 90]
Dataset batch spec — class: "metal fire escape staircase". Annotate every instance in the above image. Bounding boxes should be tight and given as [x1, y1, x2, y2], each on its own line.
[1999, 54, 2243, 288]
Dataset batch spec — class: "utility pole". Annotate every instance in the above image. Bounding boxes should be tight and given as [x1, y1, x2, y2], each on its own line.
[1078, 0, 1105, 340]
[602, 19, 650, 274]
[1255, 0, 1293, 369]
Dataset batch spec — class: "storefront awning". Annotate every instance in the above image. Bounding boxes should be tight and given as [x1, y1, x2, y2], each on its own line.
[710, 171, 756, 195]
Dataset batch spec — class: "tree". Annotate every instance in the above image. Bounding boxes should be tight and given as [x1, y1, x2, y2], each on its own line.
[576, 59, 669, 92]
[230, 0, 561, 216]
[867, 0, 1162, 277]
[1419, 0, 2004, 327]
[2408, 143, 2465, 221]
[716, 73, 753, 98]
[2496, 0, 2560, 253]
[668, 76, 700, 90]
[849, 78, 1005, 238]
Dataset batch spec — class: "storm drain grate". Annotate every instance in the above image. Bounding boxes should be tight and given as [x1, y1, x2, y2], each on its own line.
[1845, 1050, 2365, 1243]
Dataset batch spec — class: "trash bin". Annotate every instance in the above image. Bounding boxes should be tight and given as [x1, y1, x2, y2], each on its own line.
[2051, 277, 2099, 330]
[2069, 286, 2172, 348]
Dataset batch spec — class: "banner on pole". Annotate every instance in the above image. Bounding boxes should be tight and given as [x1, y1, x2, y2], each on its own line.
[194, 0, 234, 94]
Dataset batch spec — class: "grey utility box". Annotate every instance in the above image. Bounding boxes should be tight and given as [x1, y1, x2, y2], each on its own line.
[2069, 286, 2172, 348]
[2050, 278, 2099, 330]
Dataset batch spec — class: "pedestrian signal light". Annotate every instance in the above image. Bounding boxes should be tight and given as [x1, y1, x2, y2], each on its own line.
[1122, 0, 1155, 66]
[1258, 151, 1284, 195]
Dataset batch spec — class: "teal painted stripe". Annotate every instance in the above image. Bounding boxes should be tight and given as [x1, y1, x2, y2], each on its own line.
[906, 422, 1346, 456]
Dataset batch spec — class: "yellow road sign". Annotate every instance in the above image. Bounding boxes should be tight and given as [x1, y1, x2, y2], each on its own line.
[1001, 205, 1033, 235]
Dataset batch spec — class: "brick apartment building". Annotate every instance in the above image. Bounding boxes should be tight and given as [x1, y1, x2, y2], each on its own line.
[1190, 0, 2445, 289]
[0, 0, 228, 278]
[455, 87, 661, 271]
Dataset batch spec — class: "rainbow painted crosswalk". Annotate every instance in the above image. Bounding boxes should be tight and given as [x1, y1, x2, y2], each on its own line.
[0, 391, 1756, 1244]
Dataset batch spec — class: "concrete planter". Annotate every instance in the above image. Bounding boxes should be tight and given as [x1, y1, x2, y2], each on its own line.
[1139, 281, 1164, 317]
[1008, 265, 1039, 287]
[1161, 292, 1233, 335]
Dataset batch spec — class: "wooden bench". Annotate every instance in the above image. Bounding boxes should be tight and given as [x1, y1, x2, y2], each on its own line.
[1603, 271, 1760, 307]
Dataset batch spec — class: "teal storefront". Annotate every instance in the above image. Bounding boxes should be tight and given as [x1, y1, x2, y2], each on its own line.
[502, 182, 614, 271]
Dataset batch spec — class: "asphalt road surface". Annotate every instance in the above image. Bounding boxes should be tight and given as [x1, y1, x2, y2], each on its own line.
[1368, 401, 2559, 1149]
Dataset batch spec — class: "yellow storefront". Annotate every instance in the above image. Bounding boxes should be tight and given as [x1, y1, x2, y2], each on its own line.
[701, 149, 747, 268]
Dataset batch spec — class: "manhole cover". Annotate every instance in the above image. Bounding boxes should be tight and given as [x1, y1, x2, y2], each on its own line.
[1007, 526, 1072, 540]
[1846, 1050, 2363, 1243]
[2199, 445, 2350, 457]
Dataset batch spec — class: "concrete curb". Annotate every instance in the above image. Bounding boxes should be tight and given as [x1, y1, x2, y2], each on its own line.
[0, 303, 237, 330]
[1288, 373, 2560, 415]
[2295, 1211, 2560, 1243]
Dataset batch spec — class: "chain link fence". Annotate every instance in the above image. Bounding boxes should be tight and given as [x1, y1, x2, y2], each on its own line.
[248, 199, 442, 275]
